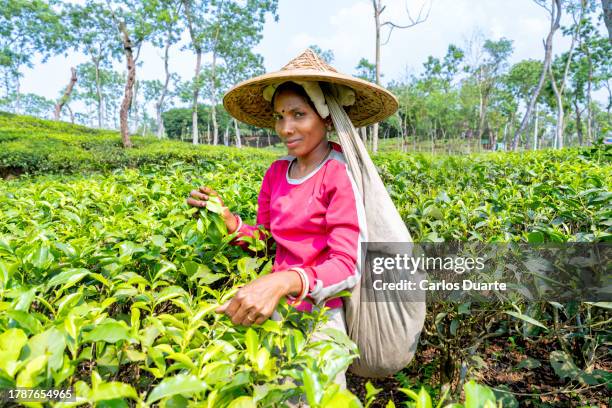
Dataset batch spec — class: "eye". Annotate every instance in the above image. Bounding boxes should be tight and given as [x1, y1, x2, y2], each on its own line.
[294, 111, 304, 118]
[272, 113, 283, 121]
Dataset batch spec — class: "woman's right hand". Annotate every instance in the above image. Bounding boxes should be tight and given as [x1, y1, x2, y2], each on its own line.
[187, 186, 239, 233]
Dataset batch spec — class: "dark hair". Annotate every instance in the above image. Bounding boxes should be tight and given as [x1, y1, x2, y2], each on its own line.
[271, 81, 318, 114]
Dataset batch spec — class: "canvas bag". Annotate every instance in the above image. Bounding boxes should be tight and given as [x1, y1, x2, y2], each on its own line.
[324, 91, 426, 378]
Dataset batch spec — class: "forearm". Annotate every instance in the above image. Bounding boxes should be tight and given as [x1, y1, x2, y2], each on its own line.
[222, 207, 239, 233]
[302, 252, 358, 304]
[275, 270, 303, 297]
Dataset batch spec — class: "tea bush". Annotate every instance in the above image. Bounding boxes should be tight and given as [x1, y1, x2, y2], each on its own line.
[1, 113, 610, 406]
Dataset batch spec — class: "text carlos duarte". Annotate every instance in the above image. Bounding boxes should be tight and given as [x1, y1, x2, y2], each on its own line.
[370, 254, 507, 291]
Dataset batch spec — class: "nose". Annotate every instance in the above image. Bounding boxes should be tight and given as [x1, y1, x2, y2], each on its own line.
[277, 118, 295, 138]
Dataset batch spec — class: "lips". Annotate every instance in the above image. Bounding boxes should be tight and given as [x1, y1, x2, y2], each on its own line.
[285, 138, 301, 148]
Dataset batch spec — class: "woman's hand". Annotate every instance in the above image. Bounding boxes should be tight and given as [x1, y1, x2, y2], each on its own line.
[187, 186, 238, 233]
[216, 271, 303, 326]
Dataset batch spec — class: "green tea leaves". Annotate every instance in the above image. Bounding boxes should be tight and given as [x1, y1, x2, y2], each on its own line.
[146, 374, 208, 404]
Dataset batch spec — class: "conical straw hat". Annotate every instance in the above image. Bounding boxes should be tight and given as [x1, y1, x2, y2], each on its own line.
[223, 48, 399, 129]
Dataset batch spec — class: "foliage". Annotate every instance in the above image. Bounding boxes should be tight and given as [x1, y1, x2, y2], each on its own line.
[0, 113, 610, 406]
[0, 112, 274, 176]
[162, 104, 233, 141]
[308, 45, 335, 64]
[0, 0, 67, 102]
[355, 58, 377, 83]
[0, 163, 359, 406]
[0, 93, 55, 119]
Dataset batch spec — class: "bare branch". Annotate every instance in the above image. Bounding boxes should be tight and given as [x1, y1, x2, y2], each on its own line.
[381, 2, 431, 30]
[380, 0, 431, 45]
[533, 0, 553, 16]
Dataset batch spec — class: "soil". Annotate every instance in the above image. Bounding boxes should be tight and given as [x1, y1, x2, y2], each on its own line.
[347, 336, 611, 408]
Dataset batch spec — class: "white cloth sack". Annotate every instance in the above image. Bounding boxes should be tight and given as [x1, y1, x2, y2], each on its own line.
[324, 91, 426, 378]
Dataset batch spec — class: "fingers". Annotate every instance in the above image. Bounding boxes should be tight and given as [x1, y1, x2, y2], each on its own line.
[186, 197, 206, 208]
[232, 302, 254, 326]
[187, 187, 225, 210]
[253, 313, 268, 325]
[187, 187, 212, 208]
[216, 290, 272, 326]
[190, 189, 208, 200]
[199, 186, 218, 196]
[215, 301, 228, 313]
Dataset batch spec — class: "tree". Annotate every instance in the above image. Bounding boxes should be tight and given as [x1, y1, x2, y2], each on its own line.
[308, 45, 334, 64]
[571, 2, 612, 143]
[422, 44, 465, 92]
[64, 1, 121, 128]
[470, 38, 513, 141]
[206, 0, 278, 147]
[355, 58, 377, 82]
[355, 57, 379, 145]
[182, 0, 277, 146]
[371, 0, 431, 152]
[73, 62, 124, 128]
[0, 0, 66, 113]
[104, 1, 158, 148]
[150, 0, 182, 138]
[602, 0, 612, 42]
[54, 67, 77, 120]
[3, 93, 55, 119]
[504, 60, 543, 148]
[513, 0, 562, 150]
[162, 104, 209, 140]
[218, 51, 267, 148]
[548, 0, 586, 149]
[181, 0, 208, 145]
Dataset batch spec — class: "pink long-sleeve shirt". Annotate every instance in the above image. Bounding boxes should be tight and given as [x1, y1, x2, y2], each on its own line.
[230, 141, 367, 312]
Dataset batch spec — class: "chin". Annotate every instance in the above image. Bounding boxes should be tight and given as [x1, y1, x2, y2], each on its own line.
[286, 146, 302, 156]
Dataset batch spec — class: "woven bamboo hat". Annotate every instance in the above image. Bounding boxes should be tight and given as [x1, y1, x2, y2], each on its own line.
[223, 48, 399, 129]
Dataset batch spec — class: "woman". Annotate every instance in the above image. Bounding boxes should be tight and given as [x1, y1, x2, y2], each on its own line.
[186, 49, 401, 388]
[188, 78, 363, 320]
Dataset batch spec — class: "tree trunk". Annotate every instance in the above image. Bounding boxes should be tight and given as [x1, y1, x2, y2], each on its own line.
[550, 0, 582, 149]
[211, 50, 219, 145]
[573, 97, 584, 145]
[156, 34, 172, 139]
[477, 79, 490, 141]
[359, 127, 367, 144]
[14, 75, 21, 114]
[371, 0, 382, 152]
[431, 124, 435, 155]
[192, 49, 202, 145]
[66, 105, 75, 124]
[533, 104, 539, 150]
[131, 79, 140, 134]
[234, 118, 242, 148]
[602, 0, 612, 43]
[118, 21, 135, 148]
[223, 122, 229, 146]
[585, 44, 593, 145]
[94, 54, 103, 128]
[54, 67, 77, 121]
[183, 0, 202, 145]
[512, 0, 561, 150]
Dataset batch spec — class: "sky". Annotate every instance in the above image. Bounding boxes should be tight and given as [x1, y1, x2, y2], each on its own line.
[20, 0, 608, 105]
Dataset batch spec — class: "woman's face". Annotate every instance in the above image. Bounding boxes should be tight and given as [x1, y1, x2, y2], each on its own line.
[273, 88, 328, 158]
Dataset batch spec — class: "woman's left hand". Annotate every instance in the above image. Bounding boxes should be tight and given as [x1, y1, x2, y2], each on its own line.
[216, 271, 302, 326]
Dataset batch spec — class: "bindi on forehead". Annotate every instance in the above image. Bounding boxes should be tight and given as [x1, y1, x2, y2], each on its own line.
[274, 105, 304, 114]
